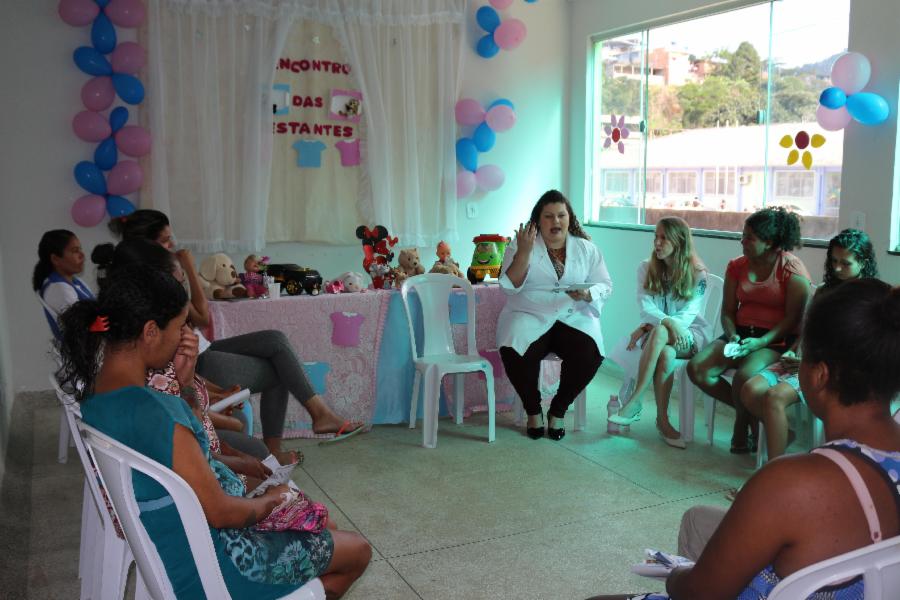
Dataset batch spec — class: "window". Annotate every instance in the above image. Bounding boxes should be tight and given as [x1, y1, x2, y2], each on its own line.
[588, 0, 850, 239]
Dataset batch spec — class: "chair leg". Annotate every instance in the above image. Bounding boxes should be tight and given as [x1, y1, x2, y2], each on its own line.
[514, 396, 525, 426]
[483, 367, 496, 443]
[678, 373, 695, 443]
[756, 422, 768, 469]
[704, 394, 716, 445]
[58, 409, 70, 463]
[97, 527, 130, 600]
[422, 368, 440, 449]
[454, 373, 465, 425]
[409, 370, 421, 429]
[574, 390, 586, 432]
[134, 565, 152, 600]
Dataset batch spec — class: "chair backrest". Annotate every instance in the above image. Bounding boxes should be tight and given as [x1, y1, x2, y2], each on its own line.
[703, 273, 725, 340]
[768, 534, 900, 600]
[76, 420, 231, 600]
[400, 274, 477, 358]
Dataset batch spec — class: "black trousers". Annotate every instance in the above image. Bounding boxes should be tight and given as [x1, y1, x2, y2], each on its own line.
[499, 321, 603, 419]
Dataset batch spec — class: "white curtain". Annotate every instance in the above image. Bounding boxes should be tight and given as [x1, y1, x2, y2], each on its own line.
[146, 0, 295, 252]
[286, 0, 467, 246]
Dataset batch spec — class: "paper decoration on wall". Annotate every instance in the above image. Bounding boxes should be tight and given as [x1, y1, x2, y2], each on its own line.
[330, 312, 365, 347]
[335, 139, 361, 167]
[60, 0, 149, 226]
[329, 89, 362, 122]
[816, 52, 889, 130]
[475, 4, 527, 58]
[292, 139, 327, 168]
[603, 114, 630, 154]
[779, 131, 825, 170]
[301, 361, 331, 395]
[273, 83, 291, 115]
[455, 97, 517, 197]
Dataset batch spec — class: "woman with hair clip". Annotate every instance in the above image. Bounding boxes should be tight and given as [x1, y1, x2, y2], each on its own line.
[739, 228, 879, 463]
[56, 265, 371, 598]
[33, 229, 93, 339]
[109, 210, 365, 459]
[497, 189, 613, 441]
[687, 207, 811, 454]
[590, 278, 900, 600]
[608, 217, 711, 448]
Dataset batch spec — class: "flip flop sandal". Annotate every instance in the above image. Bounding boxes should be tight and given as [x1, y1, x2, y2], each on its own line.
[317, 421, 369, 446]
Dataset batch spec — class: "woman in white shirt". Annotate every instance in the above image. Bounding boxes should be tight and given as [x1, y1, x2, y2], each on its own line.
[607, 217, 711, 448]
[497, 190, 613, 441]
[33, 229, 94, 339]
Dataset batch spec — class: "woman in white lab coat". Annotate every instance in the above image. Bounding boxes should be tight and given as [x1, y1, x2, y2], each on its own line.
[497, 190, 613, 441]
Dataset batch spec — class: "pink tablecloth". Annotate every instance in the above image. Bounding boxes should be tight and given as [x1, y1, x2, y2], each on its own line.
[207, 291, 392, 437]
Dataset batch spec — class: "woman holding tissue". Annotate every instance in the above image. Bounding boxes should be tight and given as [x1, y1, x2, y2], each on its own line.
[497, 190, 613, 441]
[687, 207, 810, 454]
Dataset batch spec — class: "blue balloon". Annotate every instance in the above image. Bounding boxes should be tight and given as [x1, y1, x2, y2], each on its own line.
[112, 73, 145, 105]
[475, 6, 501, 33]
[472, 122, 496, 153]
[110, 106, 129, 132]
[846, 92, 890, 125]
[488, 98, 515, 111]
[456, 138, 478, 172]
[107, 195, 136, 218]
[74, 161, 107, 195]
[91, 13, 117, 54]
[819, 87, 847, 110]
[73, 46, 112, 76]
[476, 34, 500, 59]
[95, 137, 118, 171]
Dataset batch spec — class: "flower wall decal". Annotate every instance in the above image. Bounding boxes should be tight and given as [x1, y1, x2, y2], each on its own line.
[779, 131, 825, 170]
[603, 114, 630, 154]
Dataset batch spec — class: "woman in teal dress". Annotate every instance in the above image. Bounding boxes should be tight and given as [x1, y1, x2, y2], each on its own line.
[56, 265, 370, 599]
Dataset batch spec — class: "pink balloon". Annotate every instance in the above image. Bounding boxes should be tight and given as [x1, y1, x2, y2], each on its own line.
[71, 194, 107, 227]
[110, 42, 146, 74]
[457, 170, 476, 199]
[475, 165, 505, 192]
[489, 0, 514, 8]
[816, 104, 852, 131]
[107, 160, 144, 195]
[81, 77, 115, 111]
[485, 105, 516, 132]
[115, 125, 152, 157]
[104, 0, 146, 28]
[455, 98, 485, 126]
[494, 19, 526, 51]
[58, 0, 99, 26]
[831, 52, 871, 96]
[72, 110, 112, 142]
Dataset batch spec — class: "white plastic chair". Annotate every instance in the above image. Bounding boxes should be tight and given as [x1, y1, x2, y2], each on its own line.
[400, 274, 496, 449]
[76, 420, 325, 600]
[756, 404, 825, 468]
[49, 374, 143, 600]
[768, 534, 900, 599]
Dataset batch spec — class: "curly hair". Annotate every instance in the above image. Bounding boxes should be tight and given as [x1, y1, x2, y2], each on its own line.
[55, 265, 187, 403]
[802, 278, 900, 406]
[822, 228, 878, 289]
[644, 216, 706, 300]
[528, 190, 590, 241]
[745, 206, 801, 251]
[32, 230, 76, 291]
[108, 209, 170, 242]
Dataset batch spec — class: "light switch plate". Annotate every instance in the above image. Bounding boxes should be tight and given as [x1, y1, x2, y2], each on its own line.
[466, 202, 478, 219]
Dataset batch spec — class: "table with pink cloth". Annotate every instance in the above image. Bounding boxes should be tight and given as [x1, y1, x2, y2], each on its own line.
[206, 284, 520, 438]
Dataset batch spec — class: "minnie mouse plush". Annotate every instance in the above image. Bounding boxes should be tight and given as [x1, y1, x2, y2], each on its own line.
[355, 225, 398, 289]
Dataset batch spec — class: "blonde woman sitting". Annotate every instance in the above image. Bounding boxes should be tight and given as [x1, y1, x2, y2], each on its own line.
[608, 217, 711, 448]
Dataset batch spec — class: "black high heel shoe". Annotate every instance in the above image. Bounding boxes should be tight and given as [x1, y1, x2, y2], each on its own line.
[547, 415, 565, 441]
[526, 413, 544, 440]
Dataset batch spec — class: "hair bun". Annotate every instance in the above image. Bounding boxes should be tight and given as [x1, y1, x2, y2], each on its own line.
[90, 243, 115, 268]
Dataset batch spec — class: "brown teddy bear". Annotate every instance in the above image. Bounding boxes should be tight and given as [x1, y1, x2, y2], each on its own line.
[396, 248, 425, 278]
[199, 253, 247, 300]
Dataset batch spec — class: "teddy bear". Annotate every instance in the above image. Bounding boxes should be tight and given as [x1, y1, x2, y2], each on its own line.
[239, 254, 269, 298]
[199, 253, 247, 300]
[429, 241, 462, 277]
[396, 248, 425, 278]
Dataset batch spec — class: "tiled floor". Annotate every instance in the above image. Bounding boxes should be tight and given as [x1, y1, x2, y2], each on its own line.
[4, 371, 760, 599]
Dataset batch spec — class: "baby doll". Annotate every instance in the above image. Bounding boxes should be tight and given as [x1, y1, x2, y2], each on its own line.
[429, 241, 462, 277]
[240, 254, 269, 298]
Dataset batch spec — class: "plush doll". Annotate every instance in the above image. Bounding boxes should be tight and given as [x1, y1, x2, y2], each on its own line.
[240, 254, 269, 298]
[356, 225, 399, 289]
[199, 253, 247, 299]
[340, 271, 367, 292]
[429, 241, 462, 277]
[396, 248, 425, 278]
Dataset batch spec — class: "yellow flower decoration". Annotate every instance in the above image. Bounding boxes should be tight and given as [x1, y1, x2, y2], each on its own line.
[780, 131, 825, 170]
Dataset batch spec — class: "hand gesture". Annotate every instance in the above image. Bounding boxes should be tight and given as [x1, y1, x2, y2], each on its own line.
[236, 456, 272, 480]
[734, 337, 765, 358]
[174, 248, 194, 269]
[627, 325, 649, 351]
[664, 318, 691, 353]
[514, 222, 537, 257]
[173, 325, 200, 388]
[565, 289, 592, 302]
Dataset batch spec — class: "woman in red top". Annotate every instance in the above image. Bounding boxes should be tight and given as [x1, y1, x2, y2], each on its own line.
[687, 207, 811, 453]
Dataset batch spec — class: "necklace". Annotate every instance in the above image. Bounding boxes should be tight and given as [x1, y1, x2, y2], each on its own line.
[547, 246, 566, 261]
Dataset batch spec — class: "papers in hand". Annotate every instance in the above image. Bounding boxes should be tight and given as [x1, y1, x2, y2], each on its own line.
[630, 549, 695, 579]
[245, 455, 301, 498]
[552, 282, 597, 293]
[723, 342, 742, 358]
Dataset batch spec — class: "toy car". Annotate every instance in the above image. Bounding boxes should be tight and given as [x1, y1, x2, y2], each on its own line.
[264, 264, 323, 296]
[467, 234, 510, 284]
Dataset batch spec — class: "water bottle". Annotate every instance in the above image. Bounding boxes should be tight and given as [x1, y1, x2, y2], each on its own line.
[607, 395, 621, 434]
